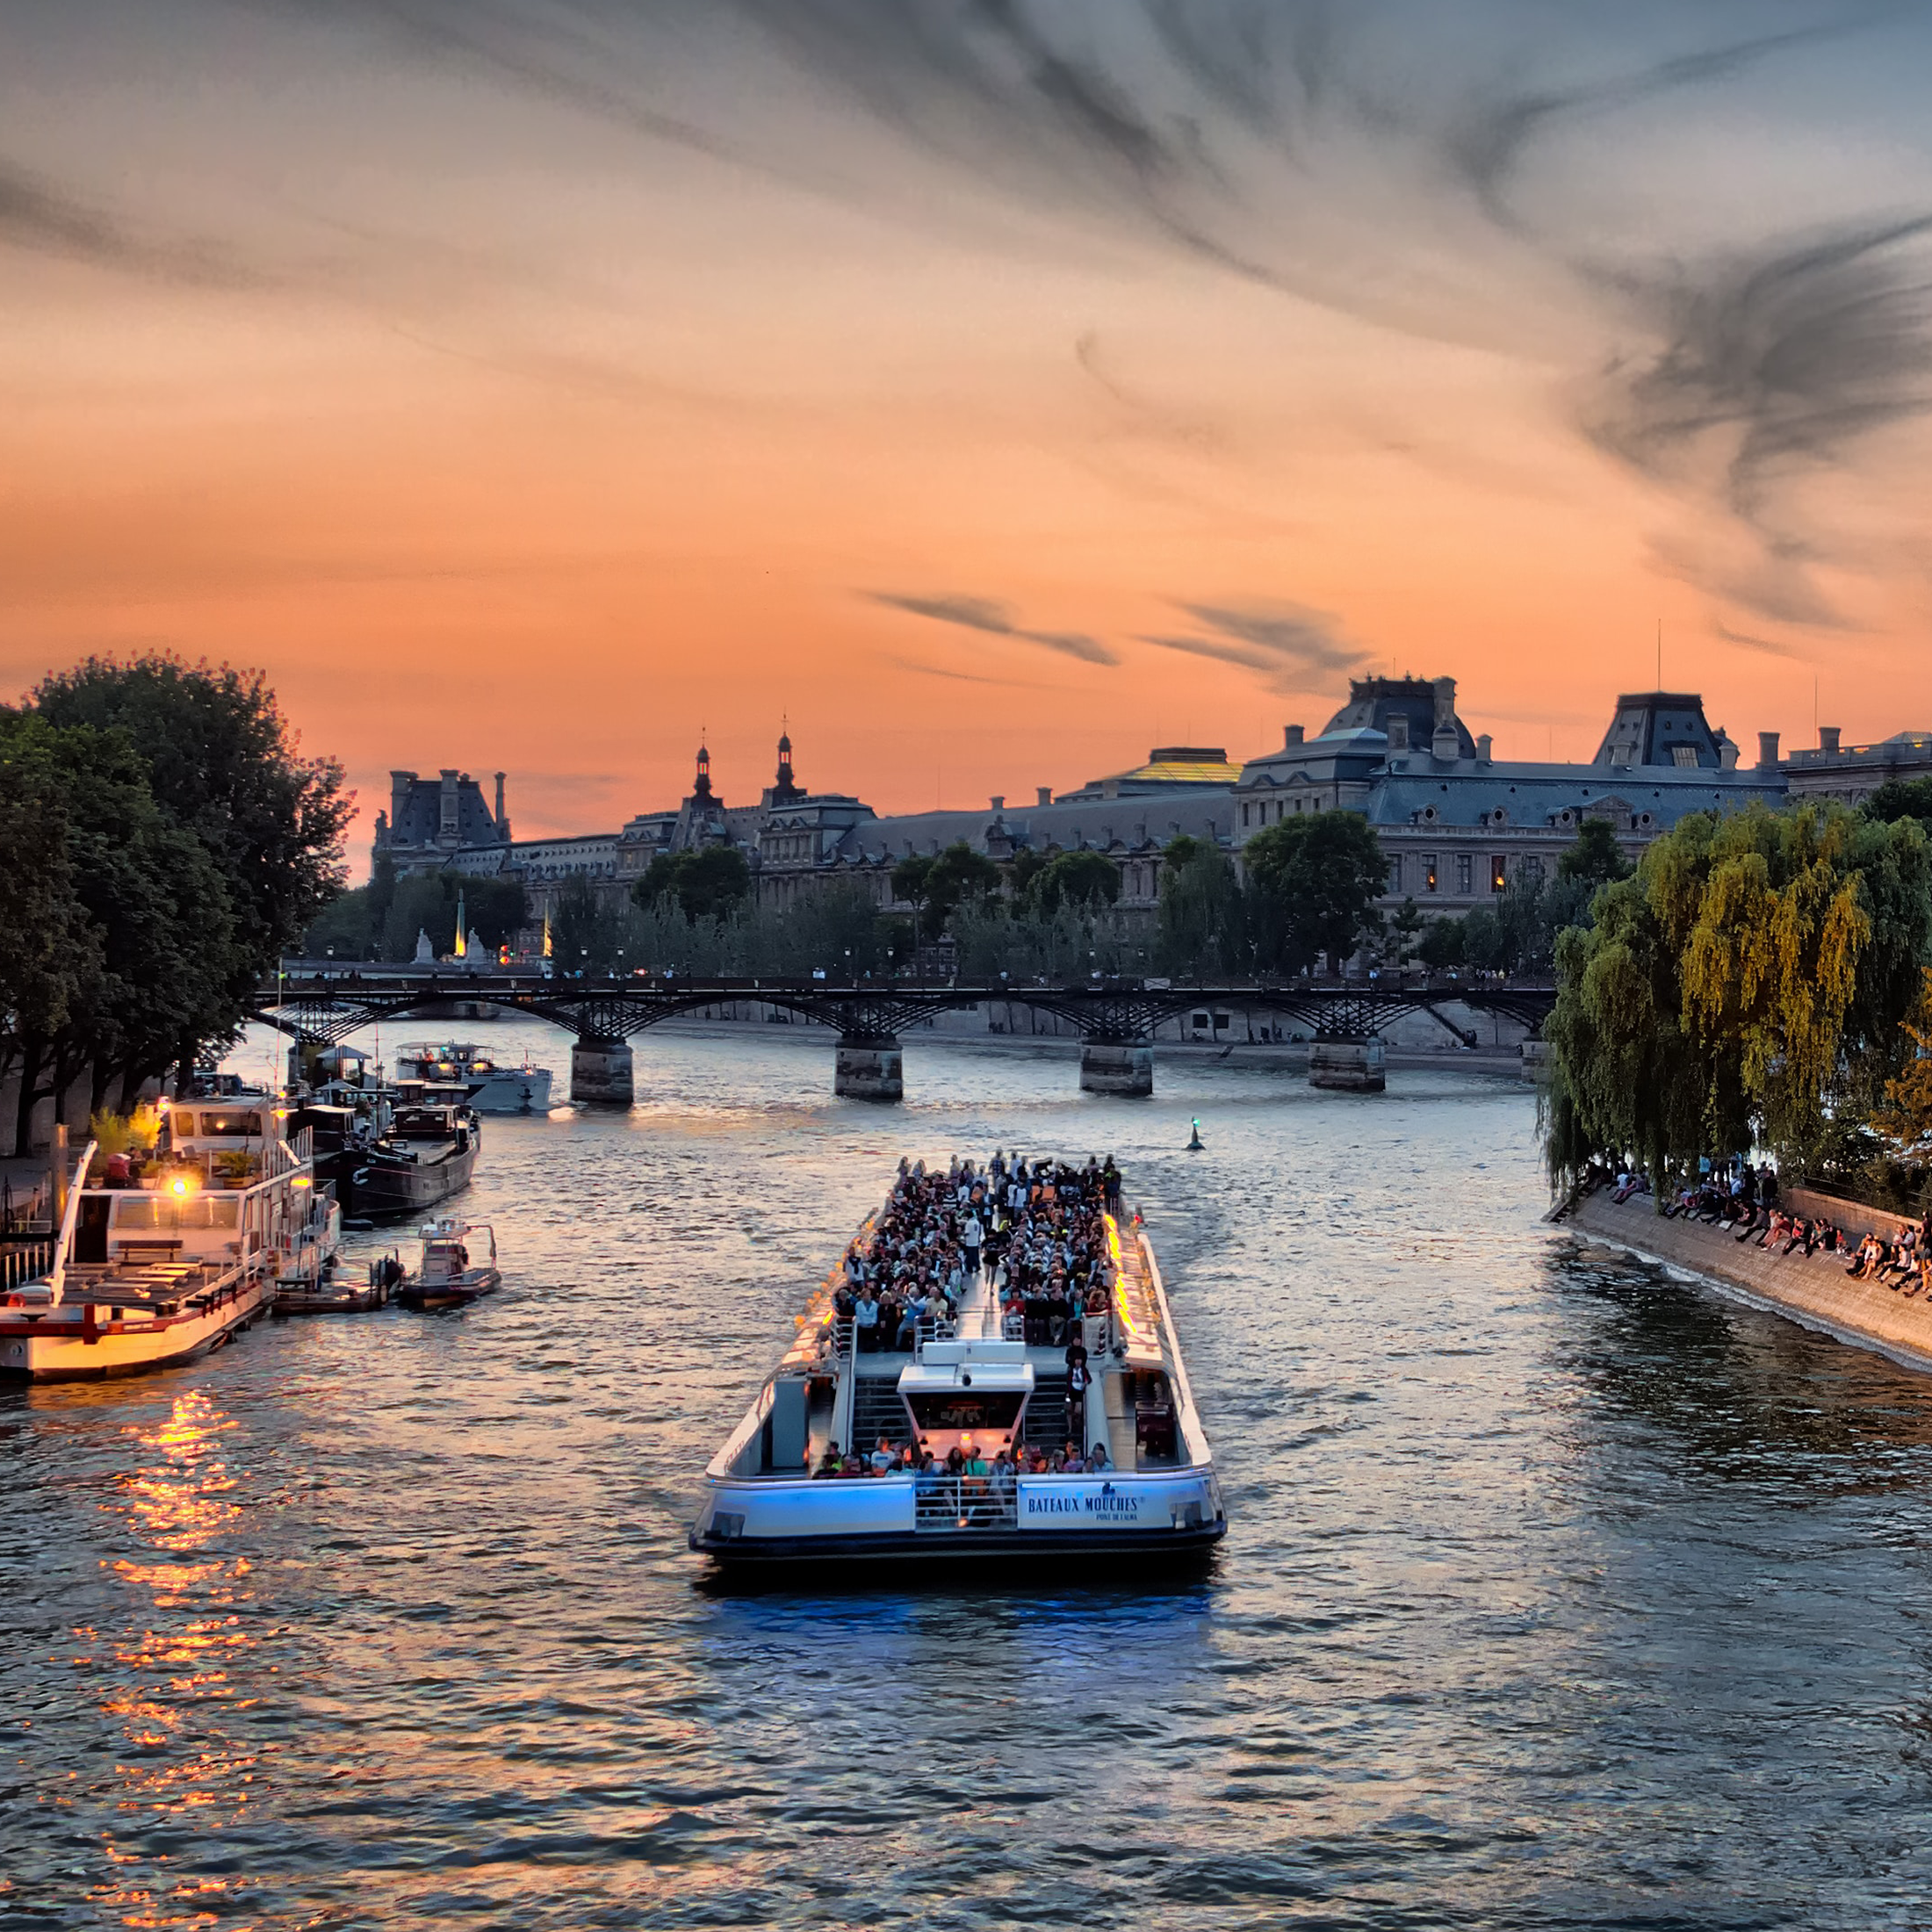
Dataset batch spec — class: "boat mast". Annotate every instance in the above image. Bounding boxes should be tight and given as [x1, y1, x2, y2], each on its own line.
[45, 1139, 98, 1309]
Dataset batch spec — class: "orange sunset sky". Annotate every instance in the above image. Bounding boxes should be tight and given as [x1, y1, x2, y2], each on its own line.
[6, 2, 1932, 866]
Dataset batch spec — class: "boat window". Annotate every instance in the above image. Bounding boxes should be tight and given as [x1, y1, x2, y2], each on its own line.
[905, 1391, 1026, 1431]
[113, 1195, 242, 1229]
[192, 1111, 262, 1139]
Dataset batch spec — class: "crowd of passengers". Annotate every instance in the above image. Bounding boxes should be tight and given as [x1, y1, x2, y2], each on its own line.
[833, 1151, 1124, 1352]
[1592, 1157, 1932, 1294]
[814, 1436, 1114, 1481]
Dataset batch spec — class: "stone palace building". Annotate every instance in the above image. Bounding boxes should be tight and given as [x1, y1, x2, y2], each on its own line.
[377, 676, 1924, 938]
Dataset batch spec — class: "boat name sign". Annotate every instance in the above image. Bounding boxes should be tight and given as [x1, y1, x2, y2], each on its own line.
[1017, 1479, 1192, 1528]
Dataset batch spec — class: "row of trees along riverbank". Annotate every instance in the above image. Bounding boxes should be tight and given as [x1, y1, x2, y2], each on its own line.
[1, 655, 350, 1153]
[458, 809, 1632, 987]
[1545, 782, 1932, 1215]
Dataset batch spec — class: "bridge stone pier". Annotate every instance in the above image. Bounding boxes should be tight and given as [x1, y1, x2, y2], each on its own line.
[1308, 1036, 1387, 1092]
[571, 1038, 635, 1107]
[1080, 1041, 1153, 1096]
[834, 1037, 904, 1101]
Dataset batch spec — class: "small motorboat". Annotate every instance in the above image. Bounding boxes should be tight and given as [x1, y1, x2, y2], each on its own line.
[395, 1218, 501, 1311]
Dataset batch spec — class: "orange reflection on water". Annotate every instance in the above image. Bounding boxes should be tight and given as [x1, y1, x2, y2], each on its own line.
[118, 1394, 240, 1554]
[86, 1386, 263, 1878]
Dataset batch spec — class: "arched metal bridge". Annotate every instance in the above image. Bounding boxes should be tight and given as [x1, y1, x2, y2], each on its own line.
[254, 967, 1554, 1052]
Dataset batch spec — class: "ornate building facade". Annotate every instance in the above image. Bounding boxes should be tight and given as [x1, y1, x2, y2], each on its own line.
[380, 674, 1827, 944]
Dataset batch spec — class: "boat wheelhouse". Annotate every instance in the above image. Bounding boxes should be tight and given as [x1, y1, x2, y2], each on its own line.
[0, 1097, 325, 1381]
[690, 1157, 1224, 1565]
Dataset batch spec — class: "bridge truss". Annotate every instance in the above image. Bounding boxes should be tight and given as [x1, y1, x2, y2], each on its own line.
[252, 970, 1554, 1051]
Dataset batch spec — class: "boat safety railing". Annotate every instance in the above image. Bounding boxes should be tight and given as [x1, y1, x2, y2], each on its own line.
[912, 1315, 955, 1353]
[1, 1241, 54, 1293]
[1001, 1308, 1026, 1342]
[830, 1316, 856, 1360]
[913, 1473, 1019, 1532]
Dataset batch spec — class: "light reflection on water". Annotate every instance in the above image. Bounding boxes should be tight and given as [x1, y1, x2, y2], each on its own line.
[4, 1022, 1932, 1928]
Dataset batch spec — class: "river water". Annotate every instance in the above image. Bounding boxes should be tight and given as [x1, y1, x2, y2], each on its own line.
[6, 1022, 1932, 1928]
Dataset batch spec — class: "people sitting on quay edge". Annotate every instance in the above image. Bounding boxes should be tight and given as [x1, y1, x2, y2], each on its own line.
[1848, 1232, 1885, 1280]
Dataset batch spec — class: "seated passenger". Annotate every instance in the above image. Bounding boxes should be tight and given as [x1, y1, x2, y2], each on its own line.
[815, 1443, 843, 1478]
[869, 1435, 896, 1474]
[1087, 1443, 1111, 1472]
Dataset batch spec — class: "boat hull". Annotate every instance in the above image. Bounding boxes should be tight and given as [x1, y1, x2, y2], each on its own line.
[0, 1276, 270, 1381]
[688, 1520, 1226, 1566]
[467, 1070, 553, 1114]
[691, 1464, 1225, 1566]
[397, 1265, 501, 1310]
[330, 1139, 479, 1222]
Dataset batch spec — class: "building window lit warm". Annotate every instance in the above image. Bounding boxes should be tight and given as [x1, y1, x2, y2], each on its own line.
[1491, 854, 1507, 892]
[1424, 854, 1438, 892]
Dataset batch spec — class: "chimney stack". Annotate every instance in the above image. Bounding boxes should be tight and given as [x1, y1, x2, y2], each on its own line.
[1036, 785, 1053, 808]
[494, 771, 506, 824]
[1758, 731, 1780, 769]
[1819, 725, 1842, 755]
[989, 795, 1005, 814]
[1283, 724, 1305, 748]
[1475, 733, 1493, 763]
[1385, 715, 1409, 753]
[1431, 676, 1460, 761]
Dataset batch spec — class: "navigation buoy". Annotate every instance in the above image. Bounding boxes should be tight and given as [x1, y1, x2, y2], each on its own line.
[1186, 1118, 1205, 1151]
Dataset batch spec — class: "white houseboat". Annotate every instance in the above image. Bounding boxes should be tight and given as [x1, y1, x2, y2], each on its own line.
[0, 1097, 326, 1381]
[690, 1158, 1225, 1566]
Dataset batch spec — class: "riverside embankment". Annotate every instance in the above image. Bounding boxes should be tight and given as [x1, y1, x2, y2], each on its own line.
[1568, 1190, 1932, 1375]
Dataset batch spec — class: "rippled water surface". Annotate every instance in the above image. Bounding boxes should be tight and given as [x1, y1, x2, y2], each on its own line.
[7, 1024, 1932, 1929]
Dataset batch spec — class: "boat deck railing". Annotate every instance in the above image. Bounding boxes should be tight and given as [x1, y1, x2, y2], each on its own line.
[913, 1473, 1019, 1532]
[1, 1242, 54, 1293]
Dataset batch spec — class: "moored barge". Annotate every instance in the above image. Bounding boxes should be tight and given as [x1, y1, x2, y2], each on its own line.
[690, 1155, 1224, 1566]
[0, 1097, 325, 1381]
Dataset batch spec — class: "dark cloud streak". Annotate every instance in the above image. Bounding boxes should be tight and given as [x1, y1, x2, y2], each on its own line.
[867, 590, 1120, 666]
[0, 157, 263, 286]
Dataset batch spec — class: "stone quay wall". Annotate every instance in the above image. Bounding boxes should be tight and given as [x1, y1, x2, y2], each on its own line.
[1567, 1191, 1932, 1377]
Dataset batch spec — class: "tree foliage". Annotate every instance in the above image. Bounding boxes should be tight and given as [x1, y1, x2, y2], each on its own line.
[1022, 848, 1121, 917]
[636, 845, 752, 923]
[34, 653, 350, 984]
[892, 842, 1000, 942]
[1545, 801, 1932, 1192]
[1243, 811, 1386, 974]
[0, 656, 351, 1149]
[1157, 838, 1244, 978]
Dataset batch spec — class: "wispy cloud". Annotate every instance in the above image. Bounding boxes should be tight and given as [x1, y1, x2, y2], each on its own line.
[866, 591, 1120, 667]
[1587, 216, 1932, 602]
[1143, 599, 1367, 692]
[1713, 619, 1814, 661]
[0, 157, 263, 286]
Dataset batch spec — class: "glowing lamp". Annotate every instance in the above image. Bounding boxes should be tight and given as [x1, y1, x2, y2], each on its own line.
[291, 1175, 312, 1190]
[169, 1176, 192, 1199]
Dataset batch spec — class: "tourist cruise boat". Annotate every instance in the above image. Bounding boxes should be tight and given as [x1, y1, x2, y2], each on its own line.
[395, 1042, 554, 1115]
[689, 1162, 1224, 1565]
[0, 1097, 326, 1381]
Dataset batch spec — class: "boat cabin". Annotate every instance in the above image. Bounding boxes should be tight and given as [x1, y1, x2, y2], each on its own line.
[417, 1219, 495, 1287]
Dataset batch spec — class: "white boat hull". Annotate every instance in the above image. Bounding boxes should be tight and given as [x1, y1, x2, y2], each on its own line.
[466, 1068, 554, 1114]
[692, 1464, 1224, 1563]
[0, 1275, 270, 1381]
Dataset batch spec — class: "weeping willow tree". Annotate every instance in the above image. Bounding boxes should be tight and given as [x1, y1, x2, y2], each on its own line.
[1545, 802, 1932, 1197]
